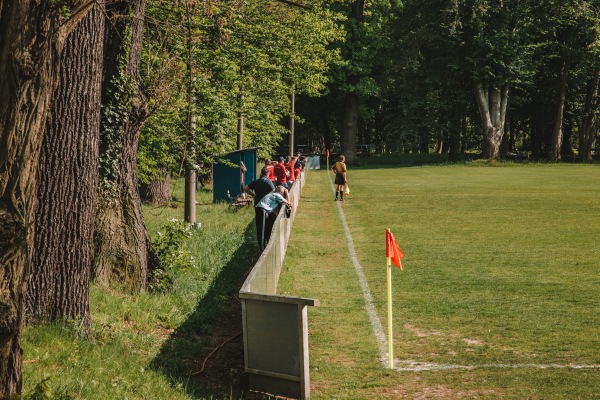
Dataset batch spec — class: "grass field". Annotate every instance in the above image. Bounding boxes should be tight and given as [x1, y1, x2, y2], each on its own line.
[278, 162, 600, 399]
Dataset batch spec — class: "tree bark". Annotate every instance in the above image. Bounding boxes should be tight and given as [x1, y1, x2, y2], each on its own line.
[26, 5, 104, 326]
[550, 60, 569, 162]
[0, 1, 92, 396]
[142, 173, 172, 205]
[579, 68, 600, 161]
[474, 81, 509, 159]
[93, 0, 158, 291]
[341, 92, 359, 162]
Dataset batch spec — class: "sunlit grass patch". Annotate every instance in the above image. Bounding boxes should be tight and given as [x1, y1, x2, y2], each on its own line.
[280, 164, 600, 399]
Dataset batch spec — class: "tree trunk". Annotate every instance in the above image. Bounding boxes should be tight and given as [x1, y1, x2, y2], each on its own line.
[474, 81, 509, 159]
[579, 68, 600, 161]
[500, 111, 510, 157]
[26, 6, 104, 326]
[93, 0, 158, 292]
[550, 60, 569, 162]
[419, 127, 430, 154]
[448, 130, 461, 161]
[143, 173, 172, 205]
[341, 92, 359, 162]
[340, 0, 365, 164]
[0, 1, 91, 396]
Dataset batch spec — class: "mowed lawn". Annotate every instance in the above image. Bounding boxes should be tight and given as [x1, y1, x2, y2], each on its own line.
[278, 163, 600, 399]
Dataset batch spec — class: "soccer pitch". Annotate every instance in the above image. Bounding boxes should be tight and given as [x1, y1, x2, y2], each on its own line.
[279, 163, 600, 399]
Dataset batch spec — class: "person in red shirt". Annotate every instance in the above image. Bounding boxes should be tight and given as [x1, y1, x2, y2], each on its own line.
[264, 158, 275, 182]
[273, 157, 287, 187]
[285, 155, 298, 188]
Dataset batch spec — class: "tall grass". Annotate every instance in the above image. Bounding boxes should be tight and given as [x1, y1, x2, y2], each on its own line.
[279, 163, 600, 399]
[22, 180, 261, 399]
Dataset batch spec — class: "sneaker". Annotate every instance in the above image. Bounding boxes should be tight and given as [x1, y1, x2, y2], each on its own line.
[340, 197, 345, 201]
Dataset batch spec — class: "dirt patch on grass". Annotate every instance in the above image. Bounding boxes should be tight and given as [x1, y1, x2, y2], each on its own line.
[383, 384, 505, 399]
[186, 297, 297, 399]
[187, 299, 248, 396]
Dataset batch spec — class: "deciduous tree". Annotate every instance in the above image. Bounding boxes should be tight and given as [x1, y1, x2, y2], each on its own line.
[0, 1, 93, 395]
[94, 0, 158, 291]
[27, 5, 105, 326]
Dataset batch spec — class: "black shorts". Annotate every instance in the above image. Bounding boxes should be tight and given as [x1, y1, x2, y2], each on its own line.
[334, 173, 345, 185]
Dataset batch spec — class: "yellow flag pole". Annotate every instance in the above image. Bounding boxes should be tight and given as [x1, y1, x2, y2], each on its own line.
[387, 256, 394, 369]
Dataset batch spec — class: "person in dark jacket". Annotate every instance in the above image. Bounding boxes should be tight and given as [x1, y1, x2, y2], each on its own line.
[243, 167, 276, 248]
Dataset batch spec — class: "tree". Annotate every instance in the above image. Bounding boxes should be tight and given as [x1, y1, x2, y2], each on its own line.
[579, 67, 600, 160]
[0, 1, 92, 395]
[545, 2, 586, 161]
[26, 5, 105, 326]
[384, 0, 475, 157]
[139, 0, 341, 179]
[458, 1, 537, 159]
[93, 0, 158, 291]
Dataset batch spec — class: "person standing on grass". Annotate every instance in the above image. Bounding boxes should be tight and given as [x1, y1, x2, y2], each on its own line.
[243, 167, 275, 248]
[255, 186, 291, 250]
[331, 154, 347, 201]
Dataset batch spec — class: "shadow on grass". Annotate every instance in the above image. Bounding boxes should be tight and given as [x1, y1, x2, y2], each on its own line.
[150, 221, 264, 399]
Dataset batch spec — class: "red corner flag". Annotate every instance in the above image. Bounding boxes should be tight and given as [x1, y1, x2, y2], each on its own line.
[386, 229, 404, 270]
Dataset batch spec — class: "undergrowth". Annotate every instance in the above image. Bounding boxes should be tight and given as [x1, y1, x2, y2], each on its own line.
[22, 180, 259, 399]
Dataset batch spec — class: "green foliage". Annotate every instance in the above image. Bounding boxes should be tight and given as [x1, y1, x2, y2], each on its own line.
[301, 0, 600, 159]
[148, 219, 195, 293]
[24, 376, 73, 400]
[139, 0, 343, 182]
[28, 377, 53, 400]
[46, 0, 71, 19]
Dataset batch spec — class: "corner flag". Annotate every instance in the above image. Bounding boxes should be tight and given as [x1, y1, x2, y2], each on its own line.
[386, 229, 404, 270]
[385, 228, 404, 369]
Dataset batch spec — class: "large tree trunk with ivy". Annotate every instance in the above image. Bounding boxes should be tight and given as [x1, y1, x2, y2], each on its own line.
[0, 2, 91, 396]
[26, 6, 104, 326]
[579, 68, 600, 162]
[93, 0, 158, 291]
[475, 81, 509, 160]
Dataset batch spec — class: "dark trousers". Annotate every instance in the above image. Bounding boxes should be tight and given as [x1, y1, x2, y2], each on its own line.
[255, 207, 278, 250]
[255, 208, 268, 250]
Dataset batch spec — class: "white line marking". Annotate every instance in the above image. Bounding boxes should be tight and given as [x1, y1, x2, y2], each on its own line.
[328, 173, 389, 365]
[327, 172, 600, 372]
[395, 360, 600, 371]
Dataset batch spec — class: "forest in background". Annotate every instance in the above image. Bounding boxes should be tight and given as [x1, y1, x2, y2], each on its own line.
[0, 1, 599, 397]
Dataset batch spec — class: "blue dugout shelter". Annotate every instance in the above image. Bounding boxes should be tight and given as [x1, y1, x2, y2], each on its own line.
[213, 147, 260, 203]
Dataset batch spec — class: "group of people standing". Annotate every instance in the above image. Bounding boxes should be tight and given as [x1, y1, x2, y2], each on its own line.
[263, 154, 308, 190]
[243, 152, 349, 251]
[243, 153, 307, 250]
